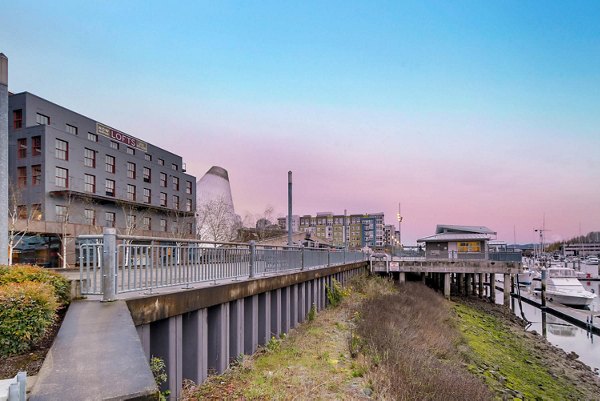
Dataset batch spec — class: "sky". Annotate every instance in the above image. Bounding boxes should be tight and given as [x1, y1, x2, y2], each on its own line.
[1, 1, 600, 244]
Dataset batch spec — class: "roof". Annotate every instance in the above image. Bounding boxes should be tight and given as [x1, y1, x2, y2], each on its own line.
[435, 225, 496, 235]
[417, 233, 493, 243]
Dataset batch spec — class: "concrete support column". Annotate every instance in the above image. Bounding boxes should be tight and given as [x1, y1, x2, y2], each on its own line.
[258, 291, 272, 345]
[136, 324, 150, 360]
[471, 273, 477, 295]
[503, 274, 510, 307]
[244, 295, 258, 354]
[421, 273, 426, 284]
[465, 274, 471, 297]
[229, 299, 244, 360]
[290, 284, 298, 328]
[444, 273, 451, 299]
[305, 280, 312, 318]
[281, 287, 290, 333]
[457, 273, 463, 295]
[398, 272, 406, 284]
[208, 303, 229, 374]
[478, 273, 484, 298]
[150, 315, 182, 400]
[298, 282, 306, 322]
[182, 309, 208, 384]
[490, 274, 496, 302]
[271, 288, 281, 338]
[311, 279, 318, 312]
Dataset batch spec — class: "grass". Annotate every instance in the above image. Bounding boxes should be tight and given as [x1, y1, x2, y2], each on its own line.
[454, 303, 586, 400]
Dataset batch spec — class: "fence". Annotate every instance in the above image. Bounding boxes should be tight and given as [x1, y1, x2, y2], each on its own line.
[78, 229, 366, 300]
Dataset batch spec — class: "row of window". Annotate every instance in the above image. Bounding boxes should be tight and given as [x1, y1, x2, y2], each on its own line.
[54, 206, 192, 233]
[13, 113, 183, 171]
[53, 167, 193, 211]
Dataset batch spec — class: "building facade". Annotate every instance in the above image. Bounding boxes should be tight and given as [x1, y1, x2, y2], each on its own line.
[276, 215, 300, 233]
[287, 212, 385, 249]
[8, 92, 197, 265]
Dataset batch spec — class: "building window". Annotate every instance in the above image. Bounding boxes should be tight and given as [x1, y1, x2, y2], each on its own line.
[172, 176, 179, 191]
[126, 214, 136, 229]
[185, 181, 192, 195]
[31, 204, 42, 221]
[55, 205, 68, 222]
[32, 136, 41, 156]
[13, 109, 22, 129]
[105, 155, 115, 173]
[171, 163, 178, 171]
[105, 212, 115, 228]
[84, 148, 96, 168]
[126, 147, 135, 155]
[143, 167, 151, 183]
[143, 188, 151, 203]
[55, 139, 68, 160]
[160, 192, 167, 207]
[127, 162, 136, 179]
[160, 172, 167, 187]
[84, 209, 96, 225]
[84, 174, 96, 193]
[36, 113, 50, 125]
[172, 195, 179, 210]
[17, 138, 27, 159]
[88, 132, 98, 142]
[32, 165, 41, 186]
[66, 124, 78, 135]
[185, 198, 192, 212]
[105, 179, 115, 196]
[55, 167, 68, 188]
[142, 217, 151, 231]
[127, 184, 136, 201]
[158, 158, 164, 166]
[160, 219, 167, 232]
[145, 153, 152, 161]
[110, 141, 119, 150]
[17, 166, 27, 188]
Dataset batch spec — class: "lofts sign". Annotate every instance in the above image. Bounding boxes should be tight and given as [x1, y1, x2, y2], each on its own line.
[96, 123, 148, 152]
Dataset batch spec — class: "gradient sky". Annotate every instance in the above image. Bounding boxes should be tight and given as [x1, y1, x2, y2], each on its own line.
[2, 1, 600, 244]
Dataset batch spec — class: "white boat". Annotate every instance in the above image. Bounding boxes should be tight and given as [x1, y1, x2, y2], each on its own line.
[545, 267, 597, 307]
[582, 256, 599, 265]
[516, 267, 535, 285]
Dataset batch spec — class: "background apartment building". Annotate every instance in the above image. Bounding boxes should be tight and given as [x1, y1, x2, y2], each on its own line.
[287, 212, 386, 249]
[8, 92, 197, 266]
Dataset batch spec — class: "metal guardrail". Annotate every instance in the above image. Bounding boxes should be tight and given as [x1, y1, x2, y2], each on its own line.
[78, 229, 366, 300]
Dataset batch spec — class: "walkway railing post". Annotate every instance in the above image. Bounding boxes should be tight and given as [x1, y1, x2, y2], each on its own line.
[102, 227, 117, 302]
[327, 249, 331, 267]
[249, 241, 256, 278]
[301, 247, 305, 270]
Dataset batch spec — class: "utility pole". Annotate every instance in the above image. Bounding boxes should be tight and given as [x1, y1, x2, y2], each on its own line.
[287, 171, 292, 247]
[0, 53, 9, 265]
[396, 202, 403, 247]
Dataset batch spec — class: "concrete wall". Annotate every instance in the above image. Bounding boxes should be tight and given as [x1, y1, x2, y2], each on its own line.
[131, 262, 367, 399]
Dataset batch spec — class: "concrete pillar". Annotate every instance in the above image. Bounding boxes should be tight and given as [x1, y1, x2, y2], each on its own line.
[0, 54, 8, 265]
[229, 299, 244, 360]
[244, 295, 258, 354]
[421, 273, 426, 284]
[150, 315, 183, 400]
[290, 284, 298, 328]
[305, 280, 312, 318]
[478, 273, 484, 298]
[208, 303, 229, 374]
[311, 279, 318, 312]
[398, 272, 406, 284]
[298, 282, 306, 322]
[490, 274, 496, 302]
[182, 309, 208, 384]
[457, 273, 463, 295]
[136, 324, 151, 360]
[281, 286, 290, 333]
[471, 273, 477, 295]
[258, 291, 272, 345]
[465, 274, 471, 297]
[503, 274, 510, 307]
[271, 288, 281, 337]
[444, 273, 451, 299]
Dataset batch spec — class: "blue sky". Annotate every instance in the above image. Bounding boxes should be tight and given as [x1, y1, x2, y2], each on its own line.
[2, 1, 600, 243]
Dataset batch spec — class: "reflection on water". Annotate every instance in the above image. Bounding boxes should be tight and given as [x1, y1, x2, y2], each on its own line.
[493, 281, 600, 372]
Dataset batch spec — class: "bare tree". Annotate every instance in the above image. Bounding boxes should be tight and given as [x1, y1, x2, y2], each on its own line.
[7, 183, 41, 265]
[56, 192, 75, 269]
[196, 196, 237, 243]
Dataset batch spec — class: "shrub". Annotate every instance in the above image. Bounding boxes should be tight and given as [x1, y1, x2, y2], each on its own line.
[307, 303, 317, 322]
[326, 279, 348, 307]
[0, 281, 59, 356]
[0, 265, 70, 306]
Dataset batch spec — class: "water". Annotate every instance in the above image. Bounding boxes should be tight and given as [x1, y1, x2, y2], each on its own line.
[493, 280, 600, 372]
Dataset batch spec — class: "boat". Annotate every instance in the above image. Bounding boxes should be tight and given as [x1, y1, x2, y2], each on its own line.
[582, 256, 599, 265]
[516, 266, 535, 285]
[544, 267, 597, 307]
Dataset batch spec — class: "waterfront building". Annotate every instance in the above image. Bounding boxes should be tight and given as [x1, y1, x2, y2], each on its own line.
[277, 215, 300, 233]
[562, 243, 600, 257]
[7, 92, 196, 266]
[417, 225, 496, 260]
